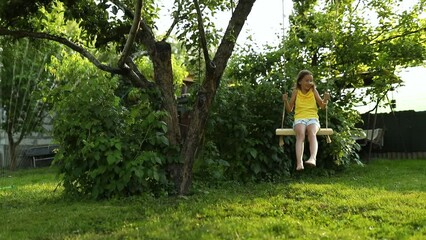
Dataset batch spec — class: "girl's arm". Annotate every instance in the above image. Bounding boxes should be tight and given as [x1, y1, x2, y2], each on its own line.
[313, 88, 330, 109]
[282, 90, 297, 113]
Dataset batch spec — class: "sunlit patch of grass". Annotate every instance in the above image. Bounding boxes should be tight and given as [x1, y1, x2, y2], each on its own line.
[0, 160, 425, 239]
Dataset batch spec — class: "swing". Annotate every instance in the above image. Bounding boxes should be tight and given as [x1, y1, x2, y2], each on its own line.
[276, 95, 333, 146]
[276, 0, 336, 147]
[276, 128, 334, 136]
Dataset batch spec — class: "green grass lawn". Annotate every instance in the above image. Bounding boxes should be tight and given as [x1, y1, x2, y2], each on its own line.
[0, 159, 425, 240]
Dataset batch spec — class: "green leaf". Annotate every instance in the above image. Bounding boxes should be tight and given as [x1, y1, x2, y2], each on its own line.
[153, 170, 159, 181]
[249, 148, 258, 159]
[134, 169, 144, 178]
[251, 163, 261, 174]
[155, 156, 162, 164]
[159, 136, 169, 146]
[107, 154, 117, 165]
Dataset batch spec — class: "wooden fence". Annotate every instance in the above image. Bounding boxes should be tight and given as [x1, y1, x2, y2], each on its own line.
[360, 110, 426, 159]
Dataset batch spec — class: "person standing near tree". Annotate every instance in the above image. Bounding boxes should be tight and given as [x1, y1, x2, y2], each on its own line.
[282, 70, 330, 171]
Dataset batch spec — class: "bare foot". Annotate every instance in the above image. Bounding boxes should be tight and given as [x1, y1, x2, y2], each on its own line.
[296, 162, 304, 171]
[304, 158, 316, 168]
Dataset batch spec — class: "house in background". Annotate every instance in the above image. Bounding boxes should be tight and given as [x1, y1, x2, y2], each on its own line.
[0, 108, 56, 169]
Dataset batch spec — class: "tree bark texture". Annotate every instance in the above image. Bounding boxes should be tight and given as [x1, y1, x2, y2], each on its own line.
[178, 0, 256, 195]
[152, 41, 181, 147]
[7, 132, 17, 170]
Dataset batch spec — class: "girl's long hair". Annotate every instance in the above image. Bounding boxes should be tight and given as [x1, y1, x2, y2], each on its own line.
[294, 70, 314, 90]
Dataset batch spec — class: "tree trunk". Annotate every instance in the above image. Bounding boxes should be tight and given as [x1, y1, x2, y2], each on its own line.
[177, 0, 257, 195]
[152, 41, 181, 146]
[151, 41, 184, 188]
[179, 73, 217, 195]
[7, 133, 17, 171]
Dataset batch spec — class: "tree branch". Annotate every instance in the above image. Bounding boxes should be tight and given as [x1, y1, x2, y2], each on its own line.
[125, 58, 154, 88]
[109, 0, 135, 18]
[118, 0, 142, 68]
[138, 20, 157, 54]
[162, 15, 180, 42]
[162, 0, 184, 41]
[192, 0, 211, 66]
[213, 0, 256, 75]
[371, 27, 426, 45]
[0, 28, 156, 89]
[109, 0, 156, 54]
[0, 28, 125, 75]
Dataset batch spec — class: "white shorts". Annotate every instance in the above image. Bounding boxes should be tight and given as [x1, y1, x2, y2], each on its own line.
[293, 118, 320, 129]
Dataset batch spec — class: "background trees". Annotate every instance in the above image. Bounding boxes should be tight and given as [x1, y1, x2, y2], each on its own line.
[0, 0, 424, 197]
[0, 38, 59, 170]
[0, 0, 257, 196]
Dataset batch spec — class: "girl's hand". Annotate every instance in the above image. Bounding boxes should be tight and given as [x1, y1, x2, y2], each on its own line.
[324, 92, 330, 100]
[282, 93, 289, 102]
[324, 92, 330, 101]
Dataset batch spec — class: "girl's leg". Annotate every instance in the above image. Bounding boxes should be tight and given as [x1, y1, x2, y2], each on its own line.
[294, 124, 306, 170]
[305, 124, 319, 166]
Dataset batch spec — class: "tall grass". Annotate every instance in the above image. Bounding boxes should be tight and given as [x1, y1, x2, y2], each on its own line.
[0, 159, 425, 239]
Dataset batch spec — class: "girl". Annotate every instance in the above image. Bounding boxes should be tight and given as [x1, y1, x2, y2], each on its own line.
[282, 70, 330, 171]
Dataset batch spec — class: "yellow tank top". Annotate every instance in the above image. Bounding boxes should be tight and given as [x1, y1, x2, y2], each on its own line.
[294, 89, 318, 120]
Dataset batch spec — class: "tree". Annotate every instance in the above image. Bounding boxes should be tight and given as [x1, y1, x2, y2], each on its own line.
[0, 38, 59, 170]
[284, 0, 426, 107]
[0, 0, 257, 195]
[2, 0, 423, 196]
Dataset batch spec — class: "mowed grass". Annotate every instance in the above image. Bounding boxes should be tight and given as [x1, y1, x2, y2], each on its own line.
[0, 159, 425, 240]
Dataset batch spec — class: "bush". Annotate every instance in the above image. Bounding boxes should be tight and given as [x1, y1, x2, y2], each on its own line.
[198, 82, 292, 181]
[49, 53, 170, 199]
[198, 45, 364, 180]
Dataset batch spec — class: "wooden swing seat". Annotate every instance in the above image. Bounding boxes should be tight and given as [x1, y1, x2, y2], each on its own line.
[276, 128, 334, 136]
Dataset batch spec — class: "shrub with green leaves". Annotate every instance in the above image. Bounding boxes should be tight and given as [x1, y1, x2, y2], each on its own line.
[48, 53, 170, 199]
[198, 45, 364, 180]
[315, 104, 363, 170]
[200, 81, 361, 181]
[198, 82, 292, 181]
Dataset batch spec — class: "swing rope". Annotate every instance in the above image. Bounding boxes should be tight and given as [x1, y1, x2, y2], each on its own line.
[279, 101, 286, 147]
[277, 0, 334, 146]
[325, 103, 332, 143]
[279, 0, 286, 147]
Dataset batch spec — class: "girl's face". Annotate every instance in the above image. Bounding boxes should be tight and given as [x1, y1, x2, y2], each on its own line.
[298, 74, 314, 91]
